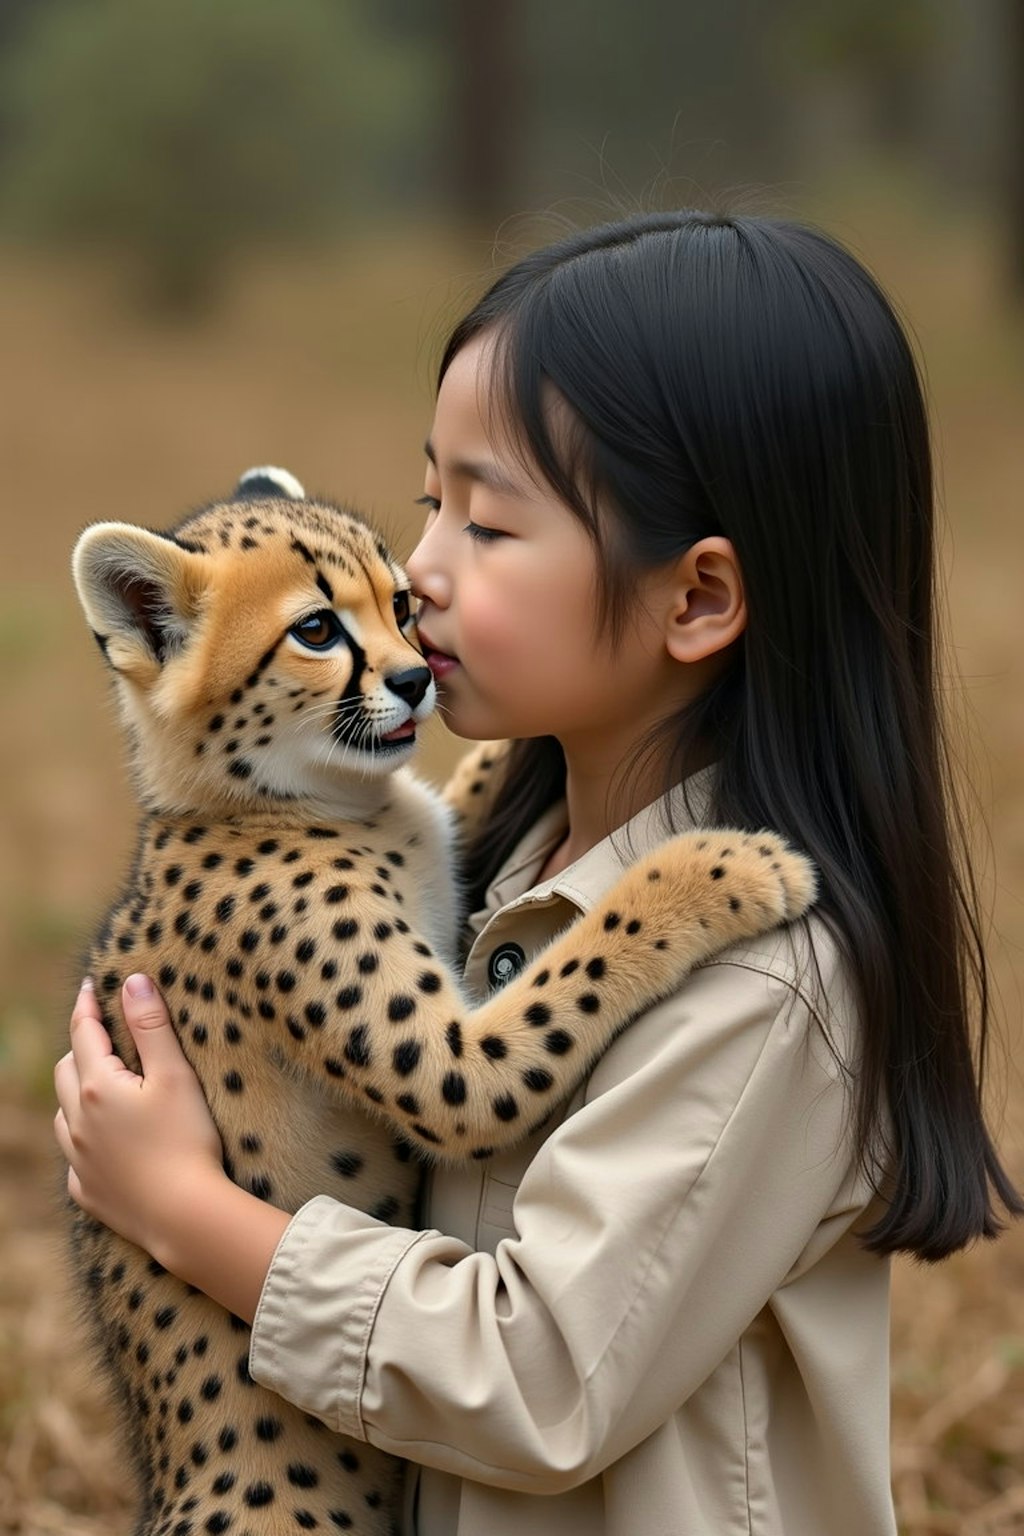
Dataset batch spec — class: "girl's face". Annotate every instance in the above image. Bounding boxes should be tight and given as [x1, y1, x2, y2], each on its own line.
[406, 334, 700, 759]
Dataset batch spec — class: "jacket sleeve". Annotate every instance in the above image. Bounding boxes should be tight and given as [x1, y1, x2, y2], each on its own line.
[249, 944, 873, 1494]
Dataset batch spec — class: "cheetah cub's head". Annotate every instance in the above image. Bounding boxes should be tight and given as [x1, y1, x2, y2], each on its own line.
[72, 469, 434, 817]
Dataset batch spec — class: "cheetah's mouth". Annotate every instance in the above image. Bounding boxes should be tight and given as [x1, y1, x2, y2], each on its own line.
[379, 721, 416, 745]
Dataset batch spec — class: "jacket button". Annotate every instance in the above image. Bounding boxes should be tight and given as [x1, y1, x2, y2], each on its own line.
[488, 942, 526, 990]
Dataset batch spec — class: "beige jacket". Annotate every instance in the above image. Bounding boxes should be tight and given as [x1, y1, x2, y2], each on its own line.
[249, 774, 897, 1536]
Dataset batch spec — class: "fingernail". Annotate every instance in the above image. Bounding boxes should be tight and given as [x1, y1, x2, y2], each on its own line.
[80, 976, 95, 992]
[125, 974, 155, 999]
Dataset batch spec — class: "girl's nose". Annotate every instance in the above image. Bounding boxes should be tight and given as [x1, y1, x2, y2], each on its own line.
[406, 524, 452, 609]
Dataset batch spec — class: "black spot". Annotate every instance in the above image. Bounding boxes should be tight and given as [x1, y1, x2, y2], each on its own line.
[211, 1471, 235, 1494]
[585, 957, 606, 979]
[239, 929, 260, 952]
[328, 1511, 353, 1529]
[243, 1482, 275, 1507]
[254, 1415, 283, 1442]
[226, 956, 244, 978]
[729, 896, 742, 911]
[372, 920, 392, 941]
[331, 1150, 364, 1178]
[338, 1450, 360, 1472]
[442, 1072, 467, 1105]
[183, 879, 203, 901]
[710, 866, 725, 880]
[276, 970, 296, 993]
[154, 1306, 177, 1330]
[146, 921, 164, 944]
[228, 759, 253, 780]
[332, 918, 359, 941]
[626, 919, 641, 935]
[223, 1070, 244, 1093]
[417, 970, 442, 994]
[522, 1067, 554, 1092]
[177, 1399, 194, 1424]
[200, 1375, 222, 1401]
[321, 960, 337, 981]
[214, 895, 235, 922]
[294, 1513, 317, 1530]
[532, 968, 550, 987]
[325, 884, 349, 904]
[545, 1029, 573, 1055]
[287, 1464, 320, 1489]
[410, 1122, 441, 1144]
[295, 937, 316, 963]
[357, 952, 379, 975]
[396, 1092, 420, 1115]
[202, 851, 223, 869]
[158, 963, 178, 988]
[493, 1095, 519, 1122]
[480, 1036, 507, 1059]
[304, 1000, 326, 1028]
[224, 1022, 241, 1044]
[235, 857, 255, 877]
[335, 986, 362, 1011]
[560, 958, 579, 977]
[209, 715, 225, 732]
[387, 994, 416, 1023]
[577, 993, 600, 1013]
[249, 1175, 272, 1200]
[217, 1425, 238, 1452]
[603, 912, 621, 930]
[191, 1441, 209, 1466]
[446, 1021, 463, 1057]
[164, 865, 183, 886]
[524, 1002, 551, 1027]
[392, 1040, 421, 1076]
[128, 1288, 144, 1312]
[257, 839, 279, 855]
[344, 1026, 371, 1068]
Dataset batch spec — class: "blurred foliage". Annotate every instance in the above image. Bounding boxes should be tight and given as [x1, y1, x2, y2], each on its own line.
[0, 0, 435, 309]
[790, 0, 937, 69]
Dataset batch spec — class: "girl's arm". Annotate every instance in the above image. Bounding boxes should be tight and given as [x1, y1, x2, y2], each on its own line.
[247, 930, 885, 1491]
[55, 976, 289, 1323]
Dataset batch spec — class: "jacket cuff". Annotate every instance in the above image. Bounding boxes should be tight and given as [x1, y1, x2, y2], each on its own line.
[248, 1194, 430, 1439]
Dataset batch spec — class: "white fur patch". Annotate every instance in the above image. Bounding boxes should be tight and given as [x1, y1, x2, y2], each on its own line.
[237, 465, 306, 500]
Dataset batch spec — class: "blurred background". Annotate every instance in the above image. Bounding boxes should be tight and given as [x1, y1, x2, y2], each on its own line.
[0, 1, 1022, 1530]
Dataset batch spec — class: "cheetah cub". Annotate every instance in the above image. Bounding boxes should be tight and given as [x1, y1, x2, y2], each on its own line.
[70, 469, 815, 1536]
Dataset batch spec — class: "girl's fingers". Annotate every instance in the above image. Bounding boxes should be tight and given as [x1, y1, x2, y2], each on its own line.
[120, 974, 188, 1079]
[53, 1105, 73, 1161]
[69, 978, 115, 1072]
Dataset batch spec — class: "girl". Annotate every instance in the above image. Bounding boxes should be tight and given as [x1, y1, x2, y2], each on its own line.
[55, 210, 1021, 1536]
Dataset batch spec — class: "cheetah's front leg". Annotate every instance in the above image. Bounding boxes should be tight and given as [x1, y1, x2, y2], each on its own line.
[299, 830, 816, 1161]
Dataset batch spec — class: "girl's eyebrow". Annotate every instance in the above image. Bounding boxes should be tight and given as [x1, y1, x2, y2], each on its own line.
[423, 439, 524, 498]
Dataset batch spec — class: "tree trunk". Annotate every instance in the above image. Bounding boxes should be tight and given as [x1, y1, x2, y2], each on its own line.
[447, 0, 520, 226]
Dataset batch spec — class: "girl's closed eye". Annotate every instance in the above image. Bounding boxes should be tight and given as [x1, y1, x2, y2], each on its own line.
[464, 521, 504, 544]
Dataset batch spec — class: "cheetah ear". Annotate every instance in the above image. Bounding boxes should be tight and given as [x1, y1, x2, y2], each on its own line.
[72, 523, 210, 682]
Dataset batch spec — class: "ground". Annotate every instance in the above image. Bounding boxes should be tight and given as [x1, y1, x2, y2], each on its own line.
[1, 188, 1023, 1533]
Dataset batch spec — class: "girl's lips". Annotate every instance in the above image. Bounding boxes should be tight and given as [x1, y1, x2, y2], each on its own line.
[419, 635, 460, 679]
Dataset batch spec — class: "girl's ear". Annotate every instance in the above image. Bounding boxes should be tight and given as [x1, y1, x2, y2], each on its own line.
[664, 536, 747, 664]
[72, 524, 210, 685]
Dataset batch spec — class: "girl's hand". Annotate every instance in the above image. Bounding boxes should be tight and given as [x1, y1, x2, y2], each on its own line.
[54, 975, 226, 1258]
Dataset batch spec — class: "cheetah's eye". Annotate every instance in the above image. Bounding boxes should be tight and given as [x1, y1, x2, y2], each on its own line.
[393, 590, 412, 629]
[290, 610, 342, 650]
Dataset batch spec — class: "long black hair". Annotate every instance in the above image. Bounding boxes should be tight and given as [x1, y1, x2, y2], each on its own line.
[443, 210, 1021, 1263]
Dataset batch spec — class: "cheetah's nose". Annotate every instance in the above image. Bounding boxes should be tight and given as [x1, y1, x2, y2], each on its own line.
[385, 666, 432, 708]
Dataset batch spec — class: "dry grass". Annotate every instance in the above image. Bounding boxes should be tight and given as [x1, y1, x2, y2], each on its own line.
[1, 188, 1022, 1533]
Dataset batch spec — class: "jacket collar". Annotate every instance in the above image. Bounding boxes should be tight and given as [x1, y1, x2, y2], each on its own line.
[471, 763, 717, 934]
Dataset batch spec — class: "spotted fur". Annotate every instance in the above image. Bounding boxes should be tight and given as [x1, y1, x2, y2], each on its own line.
[69, 477, 816, 1535]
